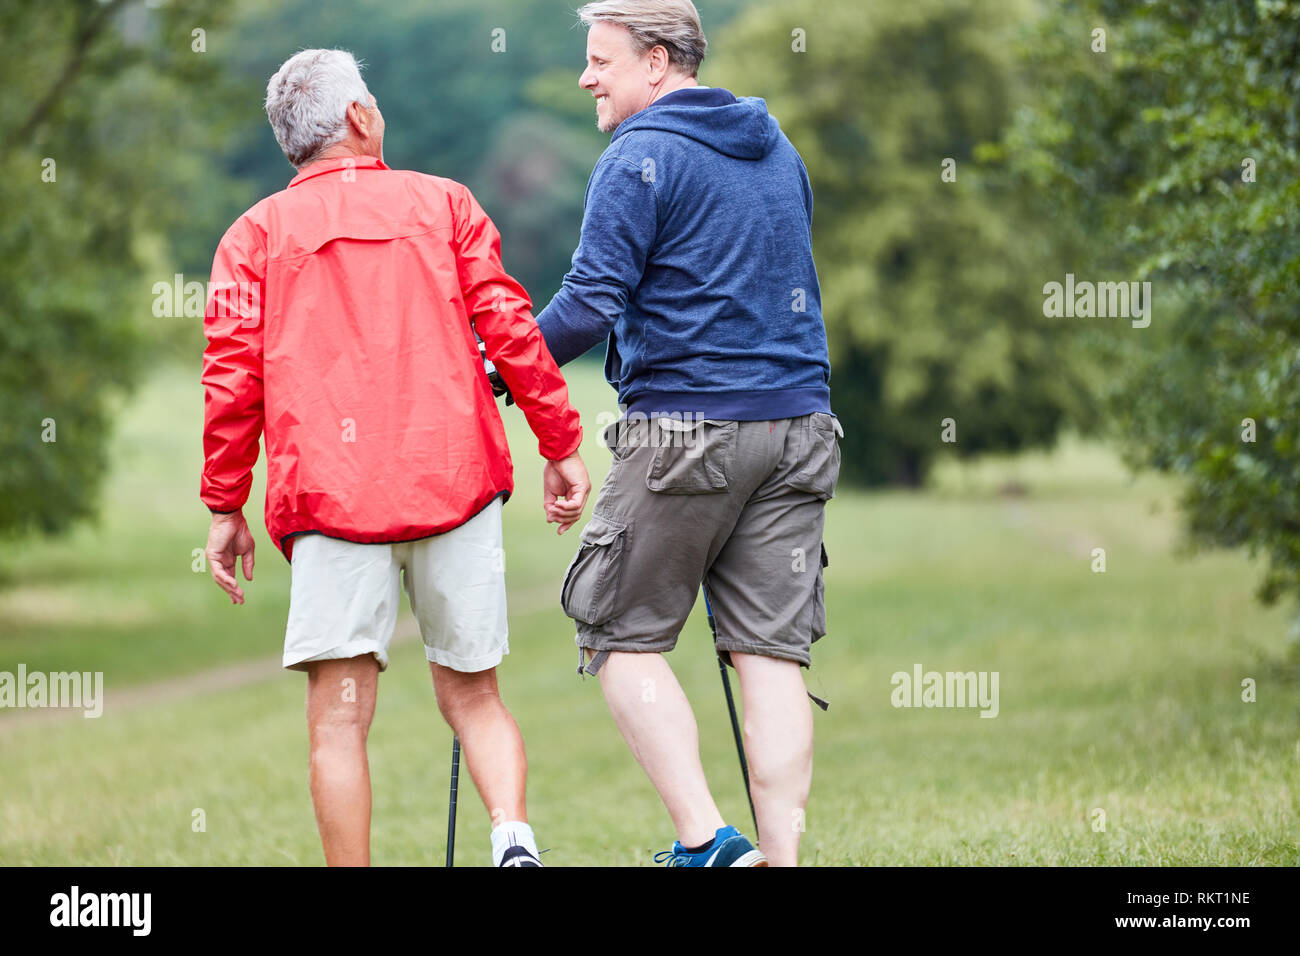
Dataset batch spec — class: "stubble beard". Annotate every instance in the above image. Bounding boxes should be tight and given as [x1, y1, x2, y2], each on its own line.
[596, 99, 621, 134]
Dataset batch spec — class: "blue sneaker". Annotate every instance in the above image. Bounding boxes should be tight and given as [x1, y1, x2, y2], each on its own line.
[653, 825, 768, 867]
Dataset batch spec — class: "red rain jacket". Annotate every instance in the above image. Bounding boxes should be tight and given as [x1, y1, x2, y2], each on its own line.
[200, 156, 582, 562]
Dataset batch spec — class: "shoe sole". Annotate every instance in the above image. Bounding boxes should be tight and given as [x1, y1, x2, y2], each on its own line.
[731, 848, 768, 867]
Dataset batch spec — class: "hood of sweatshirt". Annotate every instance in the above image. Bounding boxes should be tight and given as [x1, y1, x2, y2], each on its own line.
[609, 87, 780, 160]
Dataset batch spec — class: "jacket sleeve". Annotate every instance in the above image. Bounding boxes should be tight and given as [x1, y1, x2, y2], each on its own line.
[200, 216, 266, 513]
[534, 155, 660, 366]
[452, 184, 583, 461]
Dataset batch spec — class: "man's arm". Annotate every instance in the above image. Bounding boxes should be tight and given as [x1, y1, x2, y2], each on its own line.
[200, 217, 266, 602]
[533, 155, 660, 366]
[452, 184, 590, 531]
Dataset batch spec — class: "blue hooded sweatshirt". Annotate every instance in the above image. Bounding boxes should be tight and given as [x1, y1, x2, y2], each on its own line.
[534, 86, 831, 421]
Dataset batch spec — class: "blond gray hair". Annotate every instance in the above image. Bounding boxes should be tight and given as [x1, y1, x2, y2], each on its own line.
[577, 0, 707, 77]
[265, 49, 372, 167]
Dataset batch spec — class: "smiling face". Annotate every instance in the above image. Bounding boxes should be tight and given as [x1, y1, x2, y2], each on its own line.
[580, 20, 666, 133]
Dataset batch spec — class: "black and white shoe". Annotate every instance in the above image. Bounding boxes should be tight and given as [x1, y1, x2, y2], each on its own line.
[498, 845, 543, 867]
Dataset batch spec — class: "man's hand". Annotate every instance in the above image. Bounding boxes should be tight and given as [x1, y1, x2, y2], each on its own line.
[543, 451, 591, 534]
[206, 511, 255, 604]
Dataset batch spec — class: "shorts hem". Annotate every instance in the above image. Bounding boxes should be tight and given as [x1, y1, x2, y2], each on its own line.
[713, 637, 811, 668]
[426, 643, 508, 673]
[574, 630, 678, 656]
[283, 643, 388, 673]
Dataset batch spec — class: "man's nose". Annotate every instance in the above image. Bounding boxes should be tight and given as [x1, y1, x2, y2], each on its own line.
[579, 67, 595, 90]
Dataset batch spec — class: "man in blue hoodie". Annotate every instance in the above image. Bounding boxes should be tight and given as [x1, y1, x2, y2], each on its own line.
[536, 0, 841, 867]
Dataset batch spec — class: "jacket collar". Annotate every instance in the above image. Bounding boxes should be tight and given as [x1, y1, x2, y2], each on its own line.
[289, 155, 390, 187]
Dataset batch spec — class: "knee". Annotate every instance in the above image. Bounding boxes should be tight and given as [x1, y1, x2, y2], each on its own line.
[434, 668, 501, 727]
[308, 697, 373, 747]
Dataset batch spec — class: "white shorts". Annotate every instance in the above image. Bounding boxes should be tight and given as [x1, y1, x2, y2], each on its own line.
[283, 498, 507, 674]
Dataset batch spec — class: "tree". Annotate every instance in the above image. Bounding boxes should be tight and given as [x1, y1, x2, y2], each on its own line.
[1002, 0, 1300, 616]
[0, 0, 239, 537]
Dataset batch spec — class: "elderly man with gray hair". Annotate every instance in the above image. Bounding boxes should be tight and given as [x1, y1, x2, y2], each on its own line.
[536, 0, 840, 867]
[200, 49, 590, 867]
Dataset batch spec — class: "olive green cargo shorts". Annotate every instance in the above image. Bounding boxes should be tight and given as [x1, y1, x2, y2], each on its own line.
[559, 412, 842, 675]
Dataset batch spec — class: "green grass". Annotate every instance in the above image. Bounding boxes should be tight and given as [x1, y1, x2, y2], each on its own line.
[1, 362, 1298, 865]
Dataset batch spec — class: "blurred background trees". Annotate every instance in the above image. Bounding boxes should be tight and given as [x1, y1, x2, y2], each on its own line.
[0, 0, 238, 536]
[1001, 0, 1300, 611]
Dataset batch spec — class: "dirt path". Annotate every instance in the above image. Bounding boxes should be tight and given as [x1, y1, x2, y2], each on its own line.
[0, 582, 563, 735]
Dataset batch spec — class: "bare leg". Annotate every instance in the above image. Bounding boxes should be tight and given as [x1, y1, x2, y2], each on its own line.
[305, 655, 379, 866]
[595, 650, 726, 847]
[730, 651, 813, 866]
[430, 663, 527, 823]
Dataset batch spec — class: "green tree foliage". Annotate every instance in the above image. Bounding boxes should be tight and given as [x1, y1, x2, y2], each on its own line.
[1003, 0, 1300, 613]
[0, 0, 239, 538]
[711, 0, 1097, 485]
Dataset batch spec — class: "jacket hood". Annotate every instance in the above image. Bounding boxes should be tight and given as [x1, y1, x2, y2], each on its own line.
[610, 87, 780, 160]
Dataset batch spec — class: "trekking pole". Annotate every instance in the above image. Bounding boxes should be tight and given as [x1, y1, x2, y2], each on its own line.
[445, 734, 461, 867]
[702, 585, 758, 835]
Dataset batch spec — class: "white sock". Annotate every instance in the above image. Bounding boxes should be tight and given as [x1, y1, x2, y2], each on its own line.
[490, 820, 539, 866]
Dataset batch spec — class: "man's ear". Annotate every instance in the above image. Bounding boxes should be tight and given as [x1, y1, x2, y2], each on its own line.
[346, 101, 371, 139]
[647, 44, 670, 82]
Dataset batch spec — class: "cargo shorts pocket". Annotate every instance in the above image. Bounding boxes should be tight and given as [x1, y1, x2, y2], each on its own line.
[646, 418, 737, 494]
[560, 514, 629, 626]
[788, 413, 843, 500]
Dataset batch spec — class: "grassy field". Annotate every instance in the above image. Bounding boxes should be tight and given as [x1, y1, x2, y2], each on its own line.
[1, 361, 1297, 866]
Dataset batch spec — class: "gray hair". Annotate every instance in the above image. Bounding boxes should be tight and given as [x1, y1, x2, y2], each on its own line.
[265, 49, 372, 167]
[577, 0, 707, 77]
